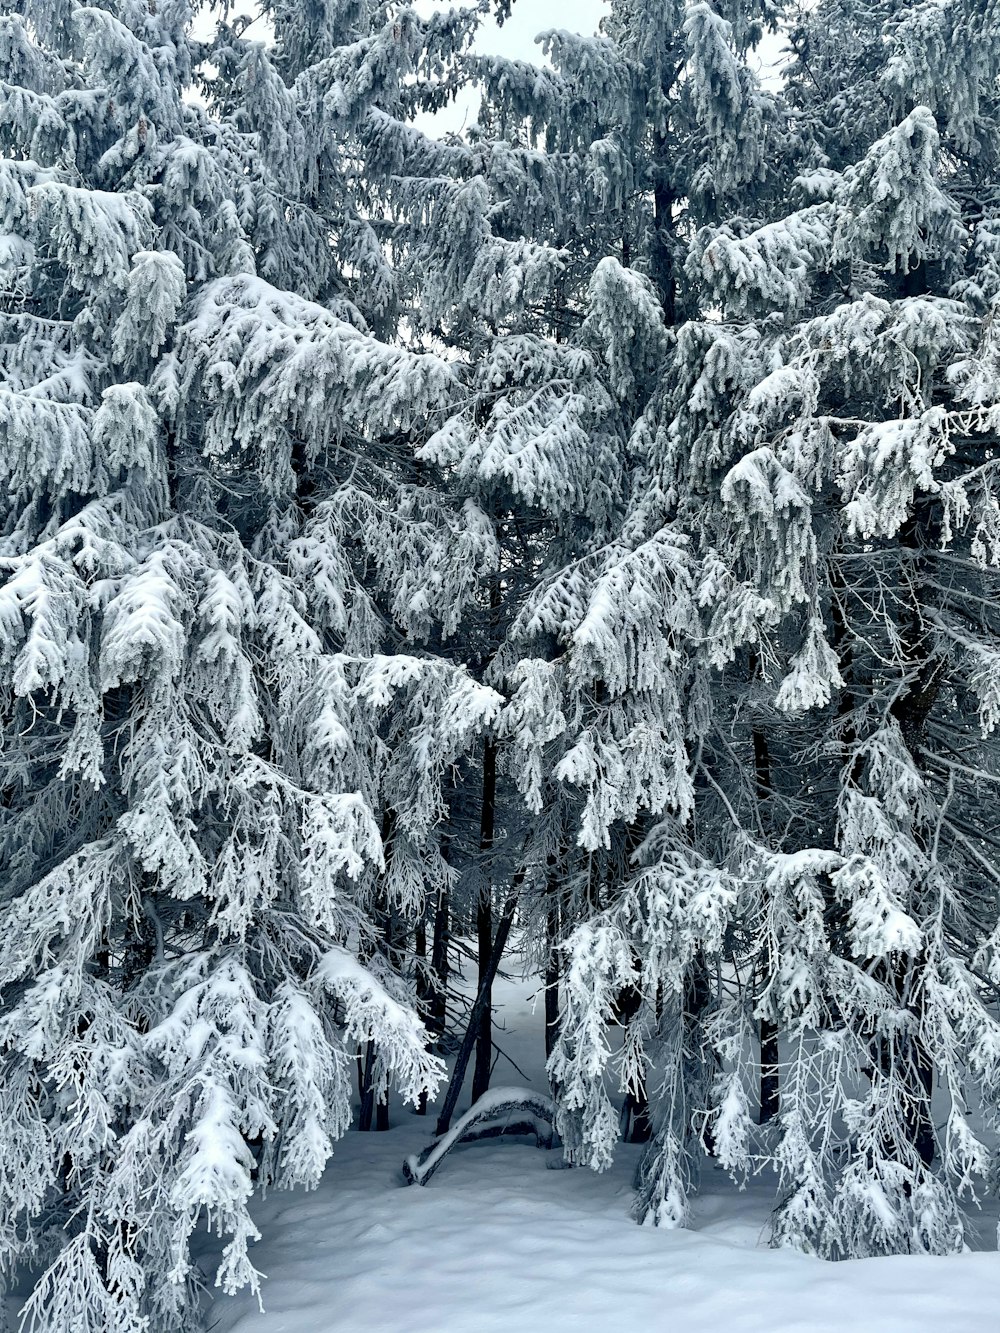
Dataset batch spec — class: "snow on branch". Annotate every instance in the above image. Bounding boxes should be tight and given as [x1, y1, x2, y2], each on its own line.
[403, 1087, 557, 1186]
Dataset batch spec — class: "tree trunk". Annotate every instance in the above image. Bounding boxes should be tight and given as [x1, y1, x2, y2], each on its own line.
[613, 973, 652, 1143]
[417, 839, 451, 1116]
[759, 1021, 780, 1126]
[544, 892, 561, 1062]
[429, 875, 450, 1038]
[749, 653, 780, 1125]
[471, 739, 497, 1104]
[358, 810, 398, 1132]
[685, 957, 716, 1155]
[375, 902, 402, 1133]
[358, 1040, 376, 1132]
[882, 511, 941, 1166]
[415, 917, 429, 1116]
[652, 173, 677, 326]
[436, 887, 519, 1137]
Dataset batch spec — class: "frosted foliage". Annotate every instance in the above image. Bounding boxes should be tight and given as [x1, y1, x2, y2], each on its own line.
[509, 530, 700, 849]
[688, 206, 835, 318]
[505, 0, 1000, 1270]
[681, 1, 770, 200]
[74, 6, 183, 130]
[684, 4, 743, 149]
[113, 250, 187, 366]
[420, 331, 625, 532]
[0, 0, 501, 1327]
[0, 394, 99, 517]
[472, 385, 618, 522]
[840, 410, 953, 540]
[833, 107, 963, 274]
[317, 948, 444, 1107]
[176, 275, 461, 493]
[881, 0, 1000, 151]
[501, 659, 568, 814]
[376, 656, 502, 831]
[551, 840, 735, 1222]
[774, 617, 844, 712]
[720, 446, 816, 619]
[29, 182, 153, 289]
[292, 489, 498, 642]
[585, 257, 670, 397]
[4, 0, 1000, 1320]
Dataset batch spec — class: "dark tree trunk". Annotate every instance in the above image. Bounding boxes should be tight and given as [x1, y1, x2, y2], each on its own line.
[749, 653, 780, 1125]
[430, 875, 451, 1037]
[359, 810, 399, 1132]
[417, 840, 451, 1116]
[882, 510, 941, 1166]
[378, 895, 403, 1133]
[436, 889, 519, 1137]
[613, 975, 652, 1143]
[544, 892, 561, 1062]
[415, 918, 429, 1116]
[874, 957, 935, 1168]
[759, 1022, 780, 1126]
[685, 958, 716, 1155]
[358, 1040, 376, 1132]
[652, 175, 677, 326]
[471, 739, 497, 1104]
[543, 832, 565, 1062]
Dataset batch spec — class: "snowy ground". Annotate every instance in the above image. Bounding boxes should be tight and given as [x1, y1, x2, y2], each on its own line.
[206, 967, 1000, 1333]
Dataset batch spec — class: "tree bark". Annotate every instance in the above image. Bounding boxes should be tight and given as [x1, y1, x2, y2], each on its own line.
[358, 1040, 376, 1132]
[415, 917, 429, 1116]
[652, 176, 677, 327]
[749, 652, 780, 1125]
[436, 887, 519, 1137]
[429, 875, 450, 1038]
[471, 739, 497, 1104]
[357, 810, 399, 1132]
[883, 511, 941, 1166]
[544, 892, 561, 1062]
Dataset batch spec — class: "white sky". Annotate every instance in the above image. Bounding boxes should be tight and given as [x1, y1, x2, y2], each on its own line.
[415, 0, 609, 59]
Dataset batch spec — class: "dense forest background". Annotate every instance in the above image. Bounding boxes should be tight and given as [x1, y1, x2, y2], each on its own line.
[2, 0, 1000, 1326]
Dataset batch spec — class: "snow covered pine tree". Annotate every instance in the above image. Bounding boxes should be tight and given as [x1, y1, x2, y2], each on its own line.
[678, 0, 1000, 1256]
[448, 0, 1000, 1260]
[4, 0, 1000, 1323]
[442, 0, 793, 1231]
[0, 0, 516, 1327]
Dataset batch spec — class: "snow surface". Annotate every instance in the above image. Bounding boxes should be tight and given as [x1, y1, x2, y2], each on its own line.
[203, 964, 1000, 1333]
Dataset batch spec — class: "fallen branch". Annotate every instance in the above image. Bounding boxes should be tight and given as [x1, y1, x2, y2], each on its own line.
[403, 1086, 557, 1187]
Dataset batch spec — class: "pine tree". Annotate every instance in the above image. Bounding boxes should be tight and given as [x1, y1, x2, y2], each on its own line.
[653, 0, 1000, 1257]
[0, 1, 512, 1326]
[461, 0, 1000, 1258]
[548, 0, 1000, 1255]
[444, 0, 791, 1226]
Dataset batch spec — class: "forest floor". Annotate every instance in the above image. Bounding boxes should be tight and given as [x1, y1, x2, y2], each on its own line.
[207, 963, 1000, 1333]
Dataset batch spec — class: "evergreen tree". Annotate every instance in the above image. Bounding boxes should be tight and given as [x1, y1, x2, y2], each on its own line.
[0, 1, 511, 1326]
[672, 0, 1000, 1255]
[5, 0, 1000, 1321]
[459, 0, 1000, 1258]
[444, 0, 792, 1226]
